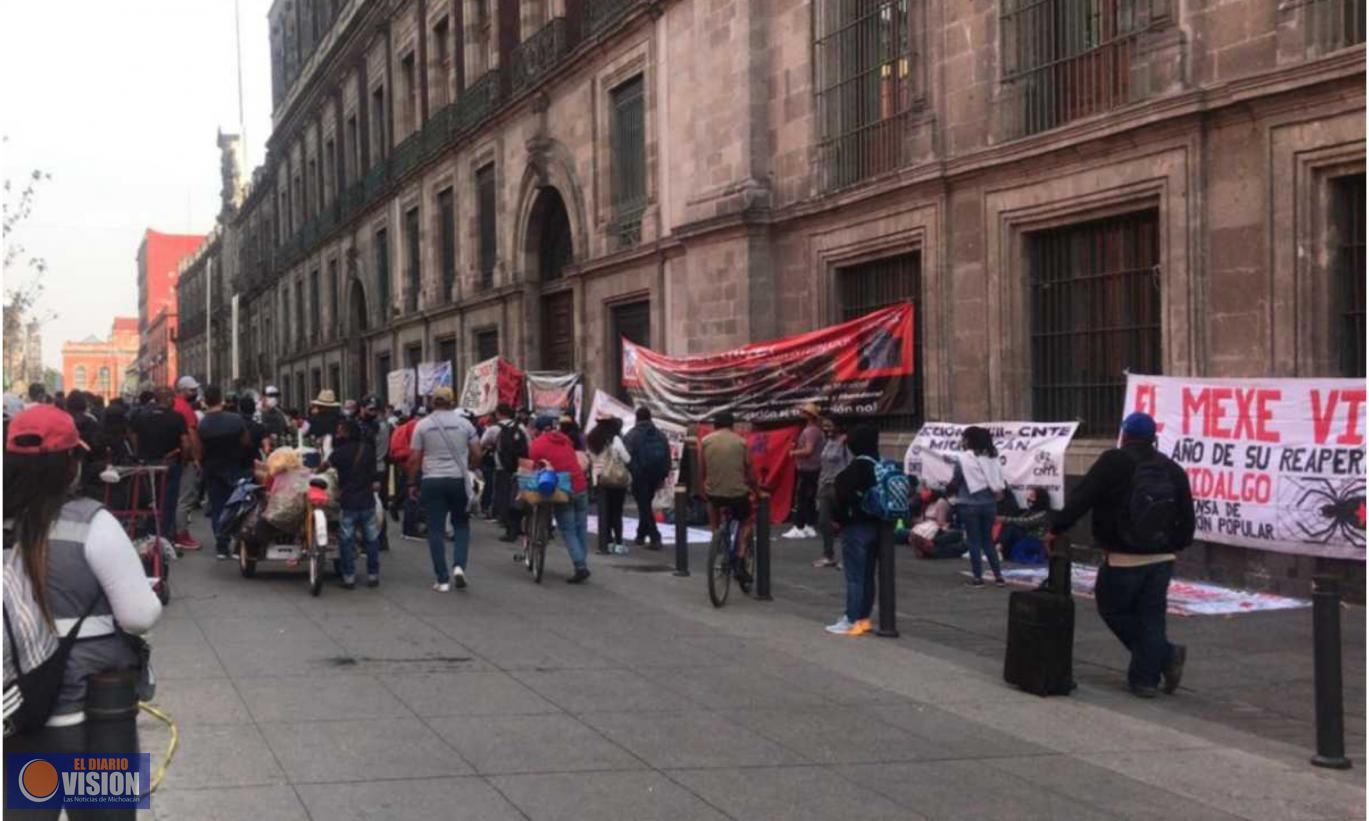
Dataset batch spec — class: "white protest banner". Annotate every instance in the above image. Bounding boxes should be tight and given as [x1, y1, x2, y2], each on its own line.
[386, 369, 416, 410]
[903, 421, 1079, 509]
[1125, 374, 1366, 559]
[417, 361, 454, 396]
[585, 390, 686, 510]
[460, 358, 499, 416]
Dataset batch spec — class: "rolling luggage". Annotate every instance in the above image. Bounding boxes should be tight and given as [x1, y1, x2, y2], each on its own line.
[1003, 553, 1076, 696]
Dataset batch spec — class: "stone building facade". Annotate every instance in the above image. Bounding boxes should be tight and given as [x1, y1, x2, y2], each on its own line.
[61, 318, 139, 401]
[227, 0, 1363, 592]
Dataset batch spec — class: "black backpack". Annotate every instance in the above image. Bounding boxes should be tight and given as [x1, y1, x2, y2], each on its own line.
[634, 426, 671, 486]
[496, 421, 529, 469]
[1120, 452, 1180, 553]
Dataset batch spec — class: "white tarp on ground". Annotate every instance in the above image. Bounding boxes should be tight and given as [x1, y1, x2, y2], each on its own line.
[967, 563, 1311, 616]
[586, 514, 713, 545]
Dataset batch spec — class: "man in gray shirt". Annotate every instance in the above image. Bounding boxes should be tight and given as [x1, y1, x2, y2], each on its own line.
[407, 387, 481, 592]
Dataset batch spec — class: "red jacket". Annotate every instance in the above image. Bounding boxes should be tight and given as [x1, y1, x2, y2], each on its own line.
[529, 431, 587, 494]
[389, 419, 418, 464]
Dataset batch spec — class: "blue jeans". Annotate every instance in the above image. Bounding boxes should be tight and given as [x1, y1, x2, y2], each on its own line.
[957, 504, 1001, 580]
[338, 507, 381, 580]
[840, 521, 879, 622]
[420, 477, 470, 583]
[161, 460, 182, 540]
[1096, 560, 1175, 688]
[552, 491, 590, 571]
[206, 468, 246, 553]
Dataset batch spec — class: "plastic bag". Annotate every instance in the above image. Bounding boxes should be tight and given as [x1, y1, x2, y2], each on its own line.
[264, 468, 310, 531]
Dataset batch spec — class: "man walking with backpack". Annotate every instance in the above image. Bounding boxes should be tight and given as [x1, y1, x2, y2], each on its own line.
[1049, 412, 1195, 698]
[489, 403, 529, 543]
[624, 407, 670, 550]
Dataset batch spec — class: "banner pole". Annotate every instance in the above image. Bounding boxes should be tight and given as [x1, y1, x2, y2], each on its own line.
[673, 485, 689, 577]
[755, 494, 772, 601]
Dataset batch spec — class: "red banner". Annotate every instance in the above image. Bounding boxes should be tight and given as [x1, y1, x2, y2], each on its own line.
[623, 304, 914, 424]
[697, 424, 802, 524]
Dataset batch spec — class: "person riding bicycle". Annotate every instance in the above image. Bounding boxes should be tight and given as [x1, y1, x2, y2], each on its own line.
[699, 410, 756, 588]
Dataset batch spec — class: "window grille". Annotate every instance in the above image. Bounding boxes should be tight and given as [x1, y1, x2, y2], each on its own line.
[999, 0, 1164, 138]
[1304, 0, 1366, 53]
[438, 188, 456, 299]
[375, 228, 391, 318]
[475, 328, 499, 362]
[610, 76, 646, 248]
[836, 253, 923, 432]
[813, 0, 919, 192]
[405, 208, 421, 313]
[1029, 210, 1161, 437]
[1334, 174, 1366, 378]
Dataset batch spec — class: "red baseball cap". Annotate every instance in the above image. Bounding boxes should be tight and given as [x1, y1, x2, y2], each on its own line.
[5, 405, 89, 455]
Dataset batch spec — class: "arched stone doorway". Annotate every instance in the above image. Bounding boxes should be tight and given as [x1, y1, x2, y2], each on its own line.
[525, 187, 575, 371]
[348, 278, 368, 397]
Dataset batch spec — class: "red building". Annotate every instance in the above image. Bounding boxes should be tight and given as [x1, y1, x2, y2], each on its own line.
[143, 307, 178, 390]
[62, 318, 140, 401]
[136, 228, 203, 386]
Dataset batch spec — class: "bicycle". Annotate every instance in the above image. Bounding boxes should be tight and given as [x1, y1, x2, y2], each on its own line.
[707, 502, 756, 608]
[520, 500, 553, 584]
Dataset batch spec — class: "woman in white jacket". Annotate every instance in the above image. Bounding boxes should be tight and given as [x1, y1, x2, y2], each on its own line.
[950, 425, 1007, 587]
[586, 416, 632, 553]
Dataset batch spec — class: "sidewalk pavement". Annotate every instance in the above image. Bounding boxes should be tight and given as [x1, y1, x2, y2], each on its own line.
[138, 513, 1366, 820]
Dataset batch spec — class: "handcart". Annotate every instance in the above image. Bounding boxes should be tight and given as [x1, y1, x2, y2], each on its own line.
[226, 458, 339, 597]
[99, 463, 173, 605]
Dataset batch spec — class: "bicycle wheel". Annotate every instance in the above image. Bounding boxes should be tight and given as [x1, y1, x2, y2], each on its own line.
[707, 522, 732, 608]
[532, 506, 549, 584]
[306, 515, 323, 597]
[238, 538, 257, 578]
[739, 529, 757, 595]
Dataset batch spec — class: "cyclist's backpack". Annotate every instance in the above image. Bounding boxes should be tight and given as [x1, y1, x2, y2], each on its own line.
[2, 536, 97, 737]
[856, 456, 911, 521]
[634, 426, 671, 486]
[1119, 452, 1180, 553]
[497, 421, 529, 470]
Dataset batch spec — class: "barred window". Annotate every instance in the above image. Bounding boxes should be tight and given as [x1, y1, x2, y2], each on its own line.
[477, 163, 497, 288]
[813, 0, 918, 192]
[329, 364, 340, 395]
[610, 75, 646, 248]
[98, 368, 111, 397]
[404, 207, 421, 313]
[374, 228, 390, 319]
[1334, 174, 1366, 378]
[295, 280, 305, 348]
[311, 368, 322, 399]
[999, 0, 1164, 138]
[475, 328, 499, 362]
[327, 259, 339, 340]
[1029, 210, 1161, 437]
[835, 253, 922, 432]
[309, 270, 320, 342]
[1304, 0, 1366, 52]
[437, 188, 456, 299]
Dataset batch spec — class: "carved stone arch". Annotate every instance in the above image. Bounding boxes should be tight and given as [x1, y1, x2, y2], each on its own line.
[512, 138, 590, 285]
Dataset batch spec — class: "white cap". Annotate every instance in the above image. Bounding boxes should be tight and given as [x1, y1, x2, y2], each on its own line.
[176, 376, 200, 391]
[264, 385, 280, 396]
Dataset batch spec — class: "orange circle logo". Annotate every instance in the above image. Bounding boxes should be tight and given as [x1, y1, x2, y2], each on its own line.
[18, 759, 59, 802]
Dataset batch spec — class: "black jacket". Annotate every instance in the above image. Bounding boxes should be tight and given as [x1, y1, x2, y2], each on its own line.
[832, 425, 882, 526]
[1050, 442, 1196, 553]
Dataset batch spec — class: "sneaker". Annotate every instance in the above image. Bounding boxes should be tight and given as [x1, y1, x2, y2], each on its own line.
[1129, 683, 1159, 699]
[452, 567, 467, 590]
[1162, 644, 1187, 694]
[567, 568, 591, 584]
[341, 576, 356, 590]
[965, 577, 986, 587]
[993, 576, 1007, 588]
[781, 526, 806, 540]
[803, 526, 818, 539]
[215, 550, 231, 561]
[825, 616, 855, 634]
[366, 576, 380, 588]
[633, 535, 646, 546]
[174, 532, 201, 550]
[432, 582, 451, 593]
[851, 619, 873, 636]
[812, 557, 838, 568]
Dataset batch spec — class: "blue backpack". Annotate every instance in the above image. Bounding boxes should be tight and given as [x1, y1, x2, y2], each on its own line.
[856, 456, 911, 521]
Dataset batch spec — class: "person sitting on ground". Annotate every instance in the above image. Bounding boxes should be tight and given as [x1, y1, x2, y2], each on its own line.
[828, 423, 881, 636]
[324, 418, 381, 590]
[1048, 412, 1194, 699]
[528, 415, 592, 583]
[996, 486, 1051, 565]
[699, 410, 757, 589]
[903, 487, 968, 559]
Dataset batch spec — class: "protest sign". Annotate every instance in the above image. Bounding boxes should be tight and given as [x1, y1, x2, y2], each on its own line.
[1125, 374, 1365, 559]
[526, 371, 583, 420]
[460, 357, 524, 417]
[386, 369, 416, 410]
[585, 390, 686, 510]
[903, 421, 1079, 509]
[416, 361, 453, 396]
[622, 304, 914, 423]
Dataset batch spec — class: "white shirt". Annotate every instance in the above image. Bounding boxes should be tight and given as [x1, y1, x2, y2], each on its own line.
[411, 409, 477, 479]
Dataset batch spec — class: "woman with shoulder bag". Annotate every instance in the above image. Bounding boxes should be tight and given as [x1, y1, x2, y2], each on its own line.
[587, 416, 631, 554]
[3, 405, 163, 820]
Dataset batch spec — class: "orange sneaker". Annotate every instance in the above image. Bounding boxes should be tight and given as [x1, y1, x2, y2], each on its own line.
[849, 619, 872, 636]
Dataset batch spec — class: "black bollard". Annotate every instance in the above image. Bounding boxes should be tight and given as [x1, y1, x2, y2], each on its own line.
[875, 520, 898, 637]
[85, 670, 141, 757]
[755, 494, 772, 601]
[596, 489, 610, 555]
[673, 486, 690, 577]
[1310, 575, 1352, 769]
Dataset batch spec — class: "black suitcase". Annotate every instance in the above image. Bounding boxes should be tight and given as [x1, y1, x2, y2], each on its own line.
[1003, 554, 1077, 696]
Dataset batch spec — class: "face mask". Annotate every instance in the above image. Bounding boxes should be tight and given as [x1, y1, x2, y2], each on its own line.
[264, 396, 277, 409]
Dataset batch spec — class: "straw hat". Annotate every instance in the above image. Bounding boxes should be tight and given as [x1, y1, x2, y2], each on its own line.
[798, 402, 821, 418]
[312, 389, 340, 407]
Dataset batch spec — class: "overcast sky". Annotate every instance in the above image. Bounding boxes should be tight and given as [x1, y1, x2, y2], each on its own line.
[2, 1, 275, 368]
